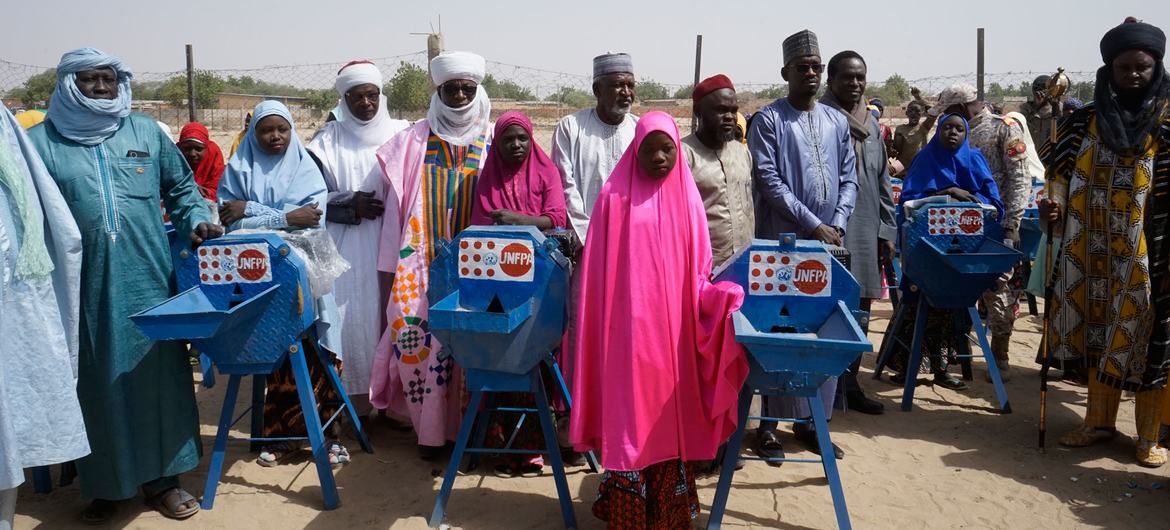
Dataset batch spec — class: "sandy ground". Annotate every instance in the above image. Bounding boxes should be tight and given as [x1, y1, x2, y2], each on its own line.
[11, 296, 1170, 530]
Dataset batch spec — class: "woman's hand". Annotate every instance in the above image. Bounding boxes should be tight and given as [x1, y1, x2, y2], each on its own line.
[219, 200, 247, 226]
[286, 203, 323, 228]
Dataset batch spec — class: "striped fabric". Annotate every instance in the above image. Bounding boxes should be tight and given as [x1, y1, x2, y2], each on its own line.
[421, 133, 486, 260]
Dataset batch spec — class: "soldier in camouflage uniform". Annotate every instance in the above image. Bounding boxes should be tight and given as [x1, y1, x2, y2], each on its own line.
[931, 83, 1030, 381]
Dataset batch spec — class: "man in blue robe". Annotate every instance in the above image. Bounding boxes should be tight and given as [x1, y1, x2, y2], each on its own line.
[27, 48, 221, 523]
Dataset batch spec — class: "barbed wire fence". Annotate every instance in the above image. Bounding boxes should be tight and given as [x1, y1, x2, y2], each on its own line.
[1, 52, 1097, 133]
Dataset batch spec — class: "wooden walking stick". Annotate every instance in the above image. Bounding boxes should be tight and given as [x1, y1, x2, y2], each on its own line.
[1039, 68, 1070, 450]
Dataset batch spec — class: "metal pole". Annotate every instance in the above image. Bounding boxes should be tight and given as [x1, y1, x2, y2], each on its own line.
[692, 35, 702, 131]
[976, 28, 985, 100]
[185, 44, 196, 122]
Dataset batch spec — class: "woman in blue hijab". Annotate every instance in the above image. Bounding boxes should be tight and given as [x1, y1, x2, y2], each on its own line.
[882, 113, 1004, 391]
[218, 100, 352, 469]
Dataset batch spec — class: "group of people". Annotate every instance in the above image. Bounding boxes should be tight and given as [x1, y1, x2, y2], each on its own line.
[3, 16, 1170, 530]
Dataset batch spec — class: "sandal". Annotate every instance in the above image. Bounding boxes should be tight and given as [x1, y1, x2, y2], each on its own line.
[1137, 439, 1168, 468]
[933, 373, 967, 391]
[146, 487, 200, 520]
[81, 499, 119, 525]
[1058, 425, 1118, 448]
[327, 441, 351, 469]
[258, 441, 300, 467]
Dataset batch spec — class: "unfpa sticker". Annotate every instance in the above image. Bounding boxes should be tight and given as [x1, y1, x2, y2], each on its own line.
[749, 251, 832, 297]
[458, 238, 535, 282]
[199, 243, 271, 284]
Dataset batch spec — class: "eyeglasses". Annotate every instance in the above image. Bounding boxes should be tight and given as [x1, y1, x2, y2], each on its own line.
[441, 82, 478, 97]
[345, 90, 380, 104]
[789, 63, 825, 74]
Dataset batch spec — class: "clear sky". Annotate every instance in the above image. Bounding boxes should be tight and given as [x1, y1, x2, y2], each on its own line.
[2, 1, 1167, 88]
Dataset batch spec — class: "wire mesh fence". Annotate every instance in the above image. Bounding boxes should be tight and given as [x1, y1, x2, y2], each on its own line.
[1, 51, 1098, 132]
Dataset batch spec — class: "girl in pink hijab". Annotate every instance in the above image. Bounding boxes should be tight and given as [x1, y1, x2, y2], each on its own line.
[469, 111, 567, 228]
[569, 111, 748, 528]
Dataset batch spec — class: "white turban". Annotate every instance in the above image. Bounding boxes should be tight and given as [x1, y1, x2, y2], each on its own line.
[335, 61, 383, 95]
[430, 51, 486, 85]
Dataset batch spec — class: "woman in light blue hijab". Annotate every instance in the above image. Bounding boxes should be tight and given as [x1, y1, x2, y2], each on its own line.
[218, 100, 326, 230]
[217, 100, 352, 469]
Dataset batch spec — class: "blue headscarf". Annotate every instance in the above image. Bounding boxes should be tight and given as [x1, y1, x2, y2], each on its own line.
[45, 48, 133, 146]
[219, 101, 327, 217]
[900, 113, 1003, 217]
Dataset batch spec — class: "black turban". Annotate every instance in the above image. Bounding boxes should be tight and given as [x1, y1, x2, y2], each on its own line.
[1100, 19, 1166, 64]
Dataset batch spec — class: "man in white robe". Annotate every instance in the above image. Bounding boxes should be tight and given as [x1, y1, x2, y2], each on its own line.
[0, 102, 88, 530]
[308, 61, 409, 401]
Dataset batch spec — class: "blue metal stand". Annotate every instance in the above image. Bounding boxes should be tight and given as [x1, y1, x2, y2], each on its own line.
[200, 343, 372, 511]
[874, 301, 1011, 413]
[707, 388, 851, 530]
[429, 358, 581, 529]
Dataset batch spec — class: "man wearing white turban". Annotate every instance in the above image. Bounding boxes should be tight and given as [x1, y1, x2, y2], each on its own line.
[308, 61, 409, 404]
[371, 51, 493, 460]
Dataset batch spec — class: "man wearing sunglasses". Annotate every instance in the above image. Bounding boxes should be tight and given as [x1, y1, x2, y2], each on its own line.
[747, 29, 858, 465]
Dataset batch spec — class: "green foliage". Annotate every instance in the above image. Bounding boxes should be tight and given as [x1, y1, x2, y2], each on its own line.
[303, 89, 338, 111]
[384, 62, 432, 113]
[158, 70, 225, 108]
[673, 84, 693, 100]
[636, 79, 670, 101]
[222, 75, 305, 97]
[481, 74, 535, 101]
[869, 73, 911, 104]
[545, 86, 593, 108]
[754, 85, 788, 101]
[10, 68, 56, 108]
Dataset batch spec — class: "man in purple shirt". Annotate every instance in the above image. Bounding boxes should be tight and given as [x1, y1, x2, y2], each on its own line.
[747, 29, 858, 463]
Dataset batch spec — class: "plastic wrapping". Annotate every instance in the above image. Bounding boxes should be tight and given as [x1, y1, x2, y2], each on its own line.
[233, 228, 350, 298]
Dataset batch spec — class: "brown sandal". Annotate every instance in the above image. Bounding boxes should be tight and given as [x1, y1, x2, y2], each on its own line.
[1058, 425, 1118, 448]
[1136, 439, 1168, 468]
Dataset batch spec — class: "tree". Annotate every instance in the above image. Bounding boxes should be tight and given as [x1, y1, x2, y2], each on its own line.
[673, 84, 693, 100]
[986, 82, 1007, 102]
[755, 85, 787, 100]
[10, 68, 56, 108]
[545, 86, 592, 108]
[875, 73, 911, 104]
[304, 89, 338, 111]
[157, 70, 226, 108]
[481, 74, 535, 101]
[384, 62, 431, 113]
[636, 79, 670, 101]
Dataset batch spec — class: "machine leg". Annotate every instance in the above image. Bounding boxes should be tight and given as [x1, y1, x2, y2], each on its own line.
[900, 300, 929, 412]
[199, 353, 217, 388]
[320, 353, 372, 454]
[31, 467, 51, 494]
[202, 374, 242, 510]
[547, 357, 600, 473]
[430, 390, 484, 528]
[969, 308, 1011, 413]
[706, 386, 752, 530]
[810, 397, 852, 530]
[534, 375, 578, 529]
[288, 349, 340, 510]
[467, 393, 496, 472]
[954, 311, 974, 381]
[873, 303, 908, 378]
[249, 374, 265, 452]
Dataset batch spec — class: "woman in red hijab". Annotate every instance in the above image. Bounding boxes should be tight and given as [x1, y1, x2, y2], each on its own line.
[177, 122, 225, 200]
[570, 111, 748, 528]
[469, 111, 566, 228]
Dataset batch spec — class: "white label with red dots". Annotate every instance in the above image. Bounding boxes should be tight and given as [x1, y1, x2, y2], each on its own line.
[458, 237, 535, 282]
[890, 178, 903, 205]
[198, 243, 272, 284]
[926, 206, 983, 236]
[748, 252, 832, 297]
[1027, 185, 1046, 209]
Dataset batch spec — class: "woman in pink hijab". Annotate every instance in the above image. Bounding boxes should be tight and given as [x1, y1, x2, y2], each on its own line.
[469, 111, 567, 475]
[569, 111, 748, 528]
[469, 111, 567, 228]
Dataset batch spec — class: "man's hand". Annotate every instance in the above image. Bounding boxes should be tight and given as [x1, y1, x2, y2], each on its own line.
[1038, 198, 1061, 225]
[1004, 228, 1021, 248]
[813, 223, 843, 246]
[286, 203, 323, 228]
[353, 191, 384, 220]
[489, 209, 526, 226]
[189, 222, 224, 245]
[219, 200, 247, 226]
